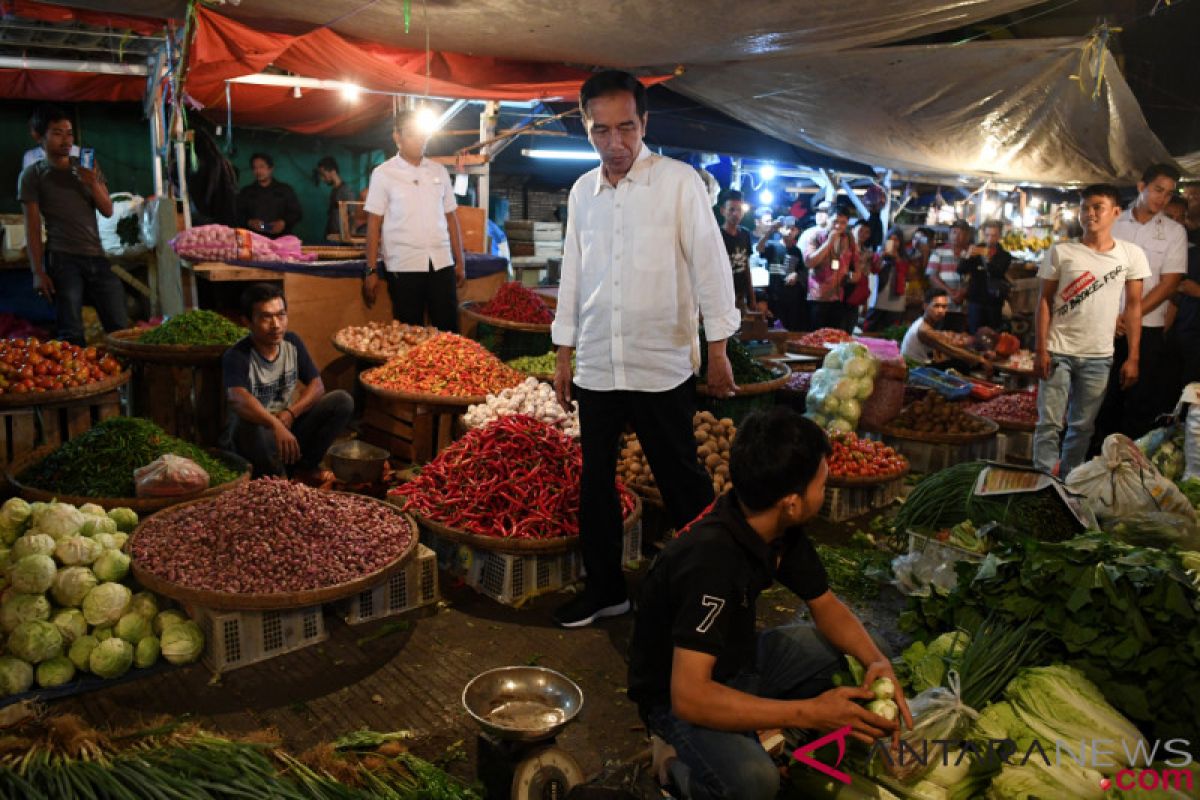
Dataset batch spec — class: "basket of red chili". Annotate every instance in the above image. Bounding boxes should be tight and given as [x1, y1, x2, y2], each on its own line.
[388, 414, 640, 555]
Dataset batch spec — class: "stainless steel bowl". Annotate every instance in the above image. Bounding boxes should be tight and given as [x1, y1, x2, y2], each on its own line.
[462, 666, 584, 742]
[326, 439, 390, 484]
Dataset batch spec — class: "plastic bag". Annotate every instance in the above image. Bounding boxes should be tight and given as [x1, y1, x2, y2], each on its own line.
[805, 341, 878, 433]
[133, 454, 209, 498]
[1184, 387, 1200, 482]
[97, 192, 148, 258]
[1065, 434, 1196, 523]
[1102, 512, 1200, 551]
[882, 674, 979, 782]
[1136, 424, 1185, 481]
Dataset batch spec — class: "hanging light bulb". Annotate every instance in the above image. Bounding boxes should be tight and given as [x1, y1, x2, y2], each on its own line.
[340, 82, 362, 102]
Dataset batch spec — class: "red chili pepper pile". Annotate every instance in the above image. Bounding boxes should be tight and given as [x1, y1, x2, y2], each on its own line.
[362, 333, 524, 397]
[965, 390, 1038, 426]
[389, 414, 636, 540]
[478, 282, 554, 324]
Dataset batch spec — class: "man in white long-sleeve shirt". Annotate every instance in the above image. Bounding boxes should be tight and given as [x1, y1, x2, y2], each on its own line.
[551, 70, 741, 628]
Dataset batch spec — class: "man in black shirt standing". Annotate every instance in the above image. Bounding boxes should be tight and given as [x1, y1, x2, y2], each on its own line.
[627, 408, 909, 799]
[958, 219, 1012, 333]
[236, 153, 302, 239]
[316, 156, 357, 243]
[719, 190, 756, 312]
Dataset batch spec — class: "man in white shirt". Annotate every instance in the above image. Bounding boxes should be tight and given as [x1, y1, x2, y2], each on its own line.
[551, 70, 740, 628]
[1033, 184, 1149, 476]
[1094, 163, 1187, 442]
[361, 110, 466, 332]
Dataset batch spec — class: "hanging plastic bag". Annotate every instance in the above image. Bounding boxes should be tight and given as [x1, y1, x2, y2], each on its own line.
[1103, 511, 1200, 551]
[1065, 434, 1195, 522]
[134, 454, 209, 498]
[1181, 384, 1200, 482]
[98, 192, 148, 257]
[879, 673, 980, 783]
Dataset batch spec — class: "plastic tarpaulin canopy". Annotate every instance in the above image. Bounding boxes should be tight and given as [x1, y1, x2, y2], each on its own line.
[202, 0, 1042, 68]
[673, 37, 1175, 186]
[187, 6, 603, 135]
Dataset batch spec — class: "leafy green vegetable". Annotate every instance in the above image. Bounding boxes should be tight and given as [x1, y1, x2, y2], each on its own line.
[988, 756, 1105, 800]
[700, 331, 774, 384]
[20, 417, 238, 498]
[900, 632, 969, 694]
[139, 309, 246, 346]
[902, 533, 1199, 745]
[1176, 477, 1200, 510]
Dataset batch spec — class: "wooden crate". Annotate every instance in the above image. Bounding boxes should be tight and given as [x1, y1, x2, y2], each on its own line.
[359, 394, 459, 464]
[1, 390, 122, 473]
[129, 362, 224, 447]
[883, 435, 999, 474]
[997, 430, 1033, 465]
[820, 477, 905, 523]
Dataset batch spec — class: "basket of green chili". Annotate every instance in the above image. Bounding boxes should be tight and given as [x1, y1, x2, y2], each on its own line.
[7, 417, 250, 512]
[106, 310, 246, 364]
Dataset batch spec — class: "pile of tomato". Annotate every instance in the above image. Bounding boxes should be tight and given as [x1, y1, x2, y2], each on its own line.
[827, 432, 908, 480]
[797, 328, 852, 347]
[0, 338, 123, 396]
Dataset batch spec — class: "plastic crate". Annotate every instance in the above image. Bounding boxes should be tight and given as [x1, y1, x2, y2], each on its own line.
[342, 544, 439, 625]
[906, 531, 986, 564]
[820, 477, 905, 523]
[422, 521, 641, 607]
[884, 435, 999, 474]
[908, 367, 973, 400]
[189, 605, 327, 673]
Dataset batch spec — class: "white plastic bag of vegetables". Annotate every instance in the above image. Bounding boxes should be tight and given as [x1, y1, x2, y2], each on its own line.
[1065, 434, 1195, 523]
[805, 342, 879, 433]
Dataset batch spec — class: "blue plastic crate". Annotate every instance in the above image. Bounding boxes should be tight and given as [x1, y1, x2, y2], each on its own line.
[908, 367, 973, 400]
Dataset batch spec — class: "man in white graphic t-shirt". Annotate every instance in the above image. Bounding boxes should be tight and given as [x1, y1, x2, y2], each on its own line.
[1033, 185, 1150, 476]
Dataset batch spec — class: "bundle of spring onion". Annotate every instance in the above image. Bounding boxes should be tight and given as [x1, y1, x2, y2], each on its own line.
[0, 716, 479, 800]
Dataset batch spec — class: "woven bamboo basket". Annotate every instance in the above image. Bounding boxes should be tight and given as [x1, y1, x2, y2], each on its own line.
[459, 302, 553, 334]
[404, 493, 641, 556]
[0, 370, 129, 409]
[826, 462, 910, 488]
[7, 447, 251, 513]
[876, 414, 1000, 445]
[106, 328, 233, 365]
[128, 493, 418, 610]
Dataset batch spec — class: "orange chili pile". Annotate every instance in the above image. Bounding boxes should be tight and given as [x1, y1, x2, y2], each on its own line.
[478, 282, 555, 324]
[389, 415, 636, 540]
[362, 333, 524, 397]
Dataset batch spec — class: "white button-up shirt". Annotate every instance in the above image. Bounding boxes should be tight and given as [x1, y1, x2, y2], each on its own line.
[1112, 208, 1187, 328]
[551, 145, 740, 392]
[363, 154, 457, 273]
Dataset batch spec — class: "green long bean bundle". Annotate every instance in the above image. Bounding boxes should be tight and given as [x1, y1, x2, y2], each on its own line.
[20, 417, 239, 498]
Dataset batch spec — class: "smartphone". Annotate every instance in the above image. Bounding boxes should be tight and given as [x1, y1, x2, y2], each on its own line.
[782, 215, 796, 226]
[79, 148, 95, 170]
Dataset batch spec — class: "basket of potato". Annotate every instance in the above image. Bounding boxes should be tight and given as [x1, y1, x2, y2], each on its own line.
[617, 412, 735, 505]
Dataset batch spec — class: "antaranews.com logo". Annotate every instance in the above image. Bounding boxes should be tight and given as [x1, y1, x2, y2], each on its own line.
[792, 727, 1197, 795]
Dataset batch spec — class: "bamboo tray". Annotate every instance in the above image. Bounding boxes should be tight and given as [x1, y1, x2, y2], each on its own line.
[6, 447, 251, 513]
[876, 414, 1000, 445]
[826, 462, 910, 488]
[460, 302, 553, 333]
[359, 366, 523, 408]
[330, 336, 389, 364]
[0, 370, 129, 409]
[404, 493, 641, 556]
[697, 363, 791, 397]
[128, 492, 418, 611]
[106, 328, 235, 365]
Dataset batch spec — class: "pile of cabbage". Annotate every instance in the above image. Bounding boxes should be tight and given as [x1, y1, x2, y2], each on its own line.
[0, 498, 204, 696]
[804, 341, 879, 433]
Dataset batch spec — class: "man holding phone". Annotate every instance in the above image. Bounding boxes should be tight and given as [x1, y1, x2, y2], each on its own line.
[18, 105, 128, 345]
[958, 220, 1013, 333]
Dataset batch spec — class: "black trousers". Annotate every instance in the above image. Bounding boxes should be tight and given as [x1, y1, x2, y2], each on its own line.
[383, 262, 459, 332]
[575, 378, 714, 603]
[228, 390, 355, 477]
[809, 301, 842, 331]
[1093, 326, 1169, 447]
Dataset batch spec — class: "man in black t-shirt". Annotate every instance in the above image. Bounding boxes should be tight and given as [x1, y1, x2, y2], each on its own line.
[719, 191, 756, 311]
[627, 408, 910, 799]
[221, 283, 354, 483]
[957, 219, 1012, 333]
[236, 153, 302, 238]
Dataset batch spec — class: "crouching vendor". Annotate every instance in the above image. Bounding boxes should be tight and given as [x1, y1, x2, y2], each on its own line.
[626, 407, 911, 800]
[221, 283, 354, 484]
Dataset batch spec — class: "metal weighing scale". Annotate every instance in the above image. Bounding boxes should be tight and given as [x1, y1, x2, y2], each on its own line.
[463, 666, 586, 799]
